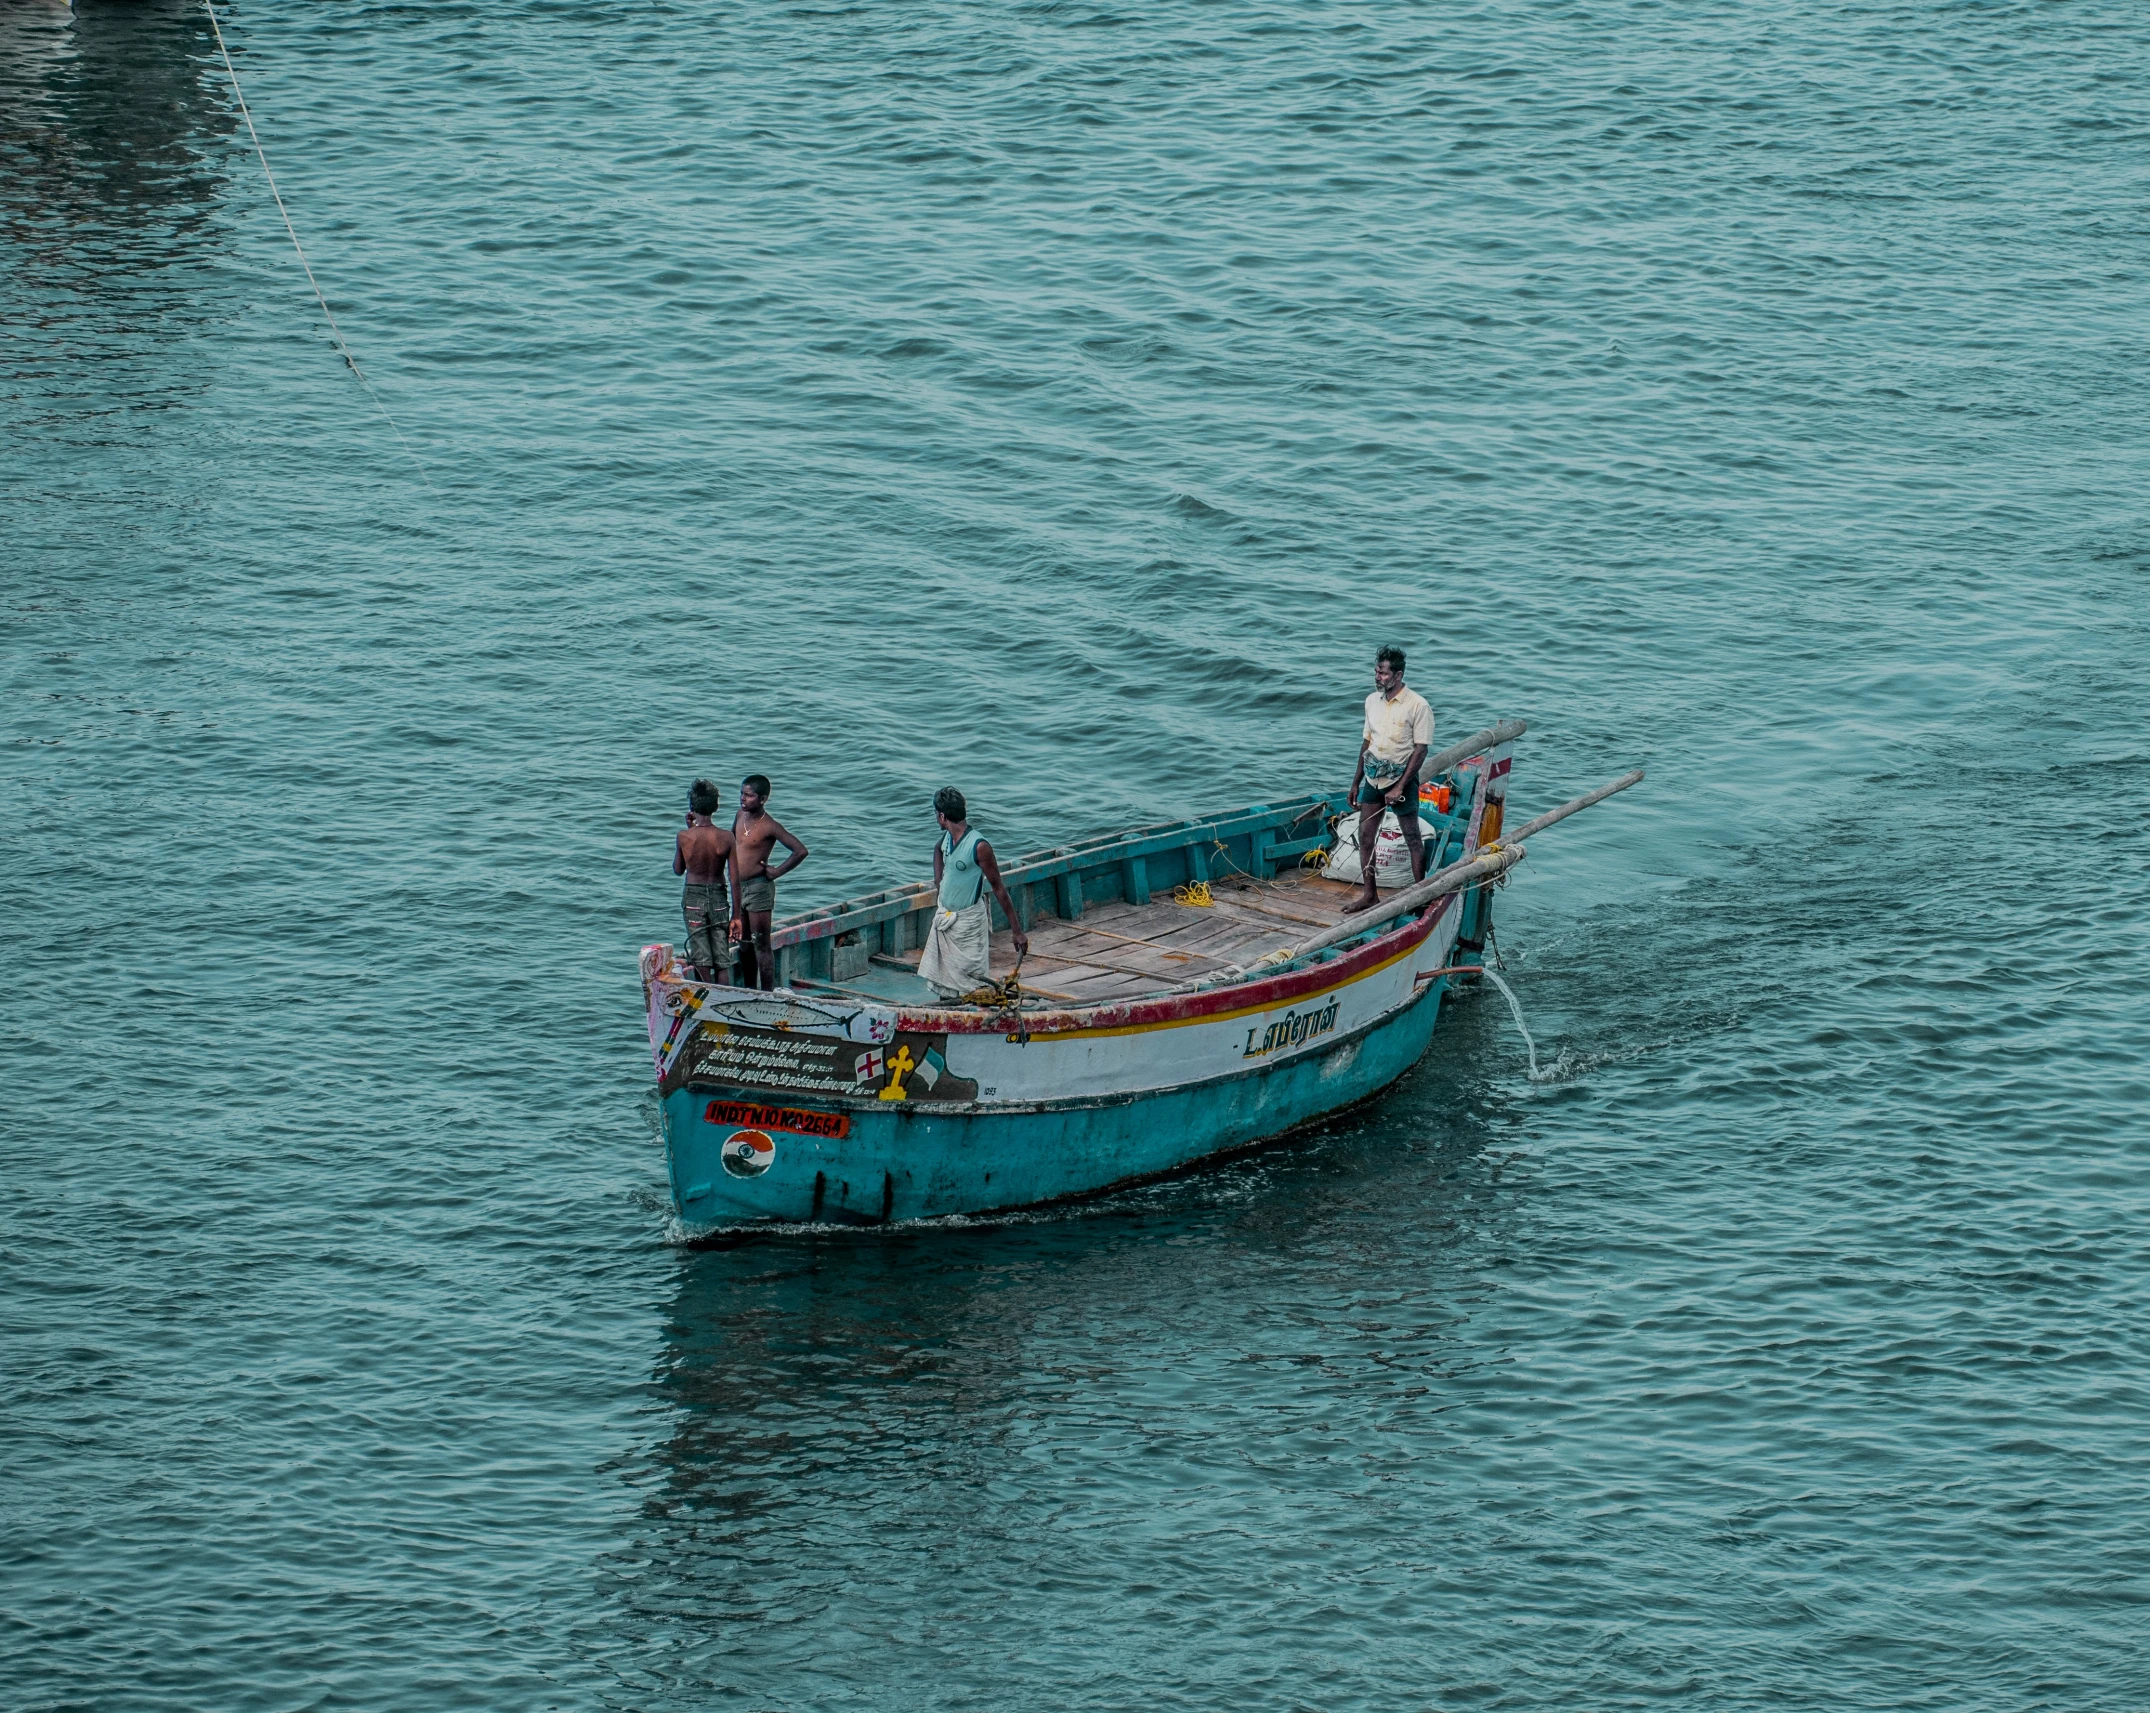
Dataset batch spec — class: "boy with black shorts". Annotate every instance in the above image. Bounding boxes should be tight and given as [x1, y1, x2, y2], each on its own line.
[731, 773, 809, 990]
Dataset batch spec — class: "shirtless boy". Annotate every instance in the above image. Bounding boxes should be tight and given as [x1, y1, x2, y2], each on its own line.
[673, 778, 738, 983]
[731, 773, 808, 990]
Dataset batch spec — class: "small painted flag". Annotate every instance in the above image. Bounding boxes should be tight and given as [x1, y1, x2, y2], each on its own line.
[853, 1048, 886, 1084]
[913, 1047, 945, 1090]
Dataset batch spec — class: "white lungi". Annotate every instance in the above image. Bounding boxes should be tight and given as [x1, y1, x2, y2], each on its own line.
[919, 898, 993, 998]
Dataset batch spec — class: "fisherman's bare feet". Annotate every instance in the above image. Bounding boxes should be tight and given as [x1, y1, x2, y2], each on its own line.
[1342, 888, 1381, 914]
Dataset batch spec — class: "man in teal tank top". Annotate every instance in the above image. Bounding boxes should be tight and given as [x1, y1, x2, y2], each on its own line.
[918, 786, 1028, 999]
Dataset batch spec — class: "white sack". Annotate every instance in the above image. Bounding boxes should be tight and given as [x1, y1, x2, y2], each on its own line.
[1321, 810, 1427, 889]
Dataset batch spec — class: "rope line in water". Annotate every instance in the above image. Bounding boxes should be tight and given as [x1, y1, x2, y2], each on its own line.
[201, 1, 434, 490]
[1480, 966, 1544, 1082]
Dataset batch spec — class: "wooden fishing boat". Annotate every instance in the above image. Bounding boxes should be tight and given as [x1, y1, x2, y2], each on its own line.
[639, 720, 1640, 1229]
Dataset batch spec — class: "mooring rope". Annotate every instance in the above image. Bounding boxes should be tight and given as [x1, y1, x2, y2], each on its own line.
[201, 2, 433, 490]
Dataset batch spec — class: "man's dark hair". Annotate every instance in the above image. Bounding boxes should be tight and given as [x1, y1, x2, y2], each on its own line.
[742, 773, 772, 799]
[934, 786, 967, 822]
[689, 778, 720, 815]
[1376, 643, 1407, 674]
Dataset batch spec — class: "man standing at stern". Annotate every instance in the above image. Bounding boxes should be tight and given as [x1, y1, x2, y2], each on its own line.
[919, 787, 1029, 1000]
[1343, 643, 1433, 914]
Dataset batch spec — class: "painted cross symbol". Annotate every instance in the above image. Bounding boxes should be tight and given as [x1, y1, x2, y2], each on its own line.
[877, 1045, 917, 1102]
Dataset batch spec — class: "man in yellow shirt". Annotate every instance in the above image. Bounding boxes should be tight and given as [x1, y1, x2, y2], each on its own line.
[1343, 643, 1433, 914]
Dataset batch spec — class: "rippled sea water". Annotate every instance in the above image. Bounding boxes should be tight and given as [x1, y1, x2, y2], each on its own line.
[6, 2, 2149, 1707]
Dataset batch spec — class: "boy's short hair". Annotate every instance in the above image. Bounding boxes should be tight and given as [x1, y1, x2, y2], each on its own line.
[1376, 643, 1407, 674]
[934, 786, 967, 822]
[743, 773, 772, 799]
[689, 779, 720, 815]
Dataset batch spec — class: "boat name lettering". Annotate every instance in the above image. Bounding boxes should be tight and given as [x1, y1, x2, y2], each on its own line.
[1241, 998, 1342, 1059]
[703, 1100, 850, 1139]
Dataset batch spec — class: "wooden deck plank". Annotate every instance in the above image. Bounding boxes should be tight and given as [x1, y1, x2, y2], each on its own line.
[1031, 943, 1217, 982]
[945, 863, 1385, 1003]
[1022, 956, 1117, 981]
[1120, 911, 1258, 951]
[1009, 882, 1357, 948]
[1203, 891, 1337, 931]
[1035, 966, 1155, 1000]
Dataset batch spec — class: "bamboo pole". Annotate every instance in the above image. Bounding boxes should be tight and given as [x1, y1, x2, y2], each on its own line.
[1265, 844, 1529, 966]
[1164, 846, 1523, 994]
[1503, 767, 1645, 843]
[1420, 717, 1529, 781]
[1186, 767, 1644, 989]
[1306, 766, 1644, 948]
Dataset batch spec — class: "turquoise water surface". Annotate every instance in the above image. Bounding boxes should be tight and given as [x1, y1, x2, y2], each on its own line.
[5, 2, 2148, 1707]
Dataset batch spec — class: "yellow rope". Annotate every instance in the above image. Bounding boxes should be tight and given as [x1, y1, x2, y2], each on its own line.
[1172, 880, 1214, 907]
[960, 956, 1034, 1044]
[960, 952, 1029, 1014]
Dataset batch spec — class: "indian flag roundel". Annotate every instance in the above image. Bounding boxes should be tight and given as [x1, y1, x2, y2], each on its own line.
[719, 1129, 775, 1178]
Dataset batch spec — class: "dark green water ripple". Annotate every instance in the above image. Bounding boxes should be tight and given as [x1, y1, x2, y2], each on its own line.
[5, 1, 2148, 1707]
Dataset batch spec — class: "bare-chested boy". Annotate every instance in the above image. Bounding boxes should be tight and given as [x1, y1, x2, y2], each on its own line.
[673, 778, 738, 983]
[731, 773, 808, 991]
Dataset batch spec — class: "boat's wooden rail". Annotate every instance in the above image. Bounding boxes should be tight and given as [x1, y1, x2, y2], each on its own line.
[764, 792, 1367, 988]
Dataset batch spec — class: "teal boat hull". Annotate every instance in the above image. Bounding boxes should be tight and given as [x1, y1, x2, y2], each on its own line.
[662, 978, 1448, 1228]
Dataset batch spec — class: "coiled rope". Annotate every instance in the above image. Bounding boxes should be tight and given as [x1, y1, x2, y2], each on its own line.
[959, 951, 1031, 1044]
[201, 2, 433, 490]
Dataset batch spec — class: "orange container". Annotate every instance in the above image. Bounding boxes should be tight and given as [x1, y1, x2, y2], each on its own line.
[1419, 781, 1452, 814]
